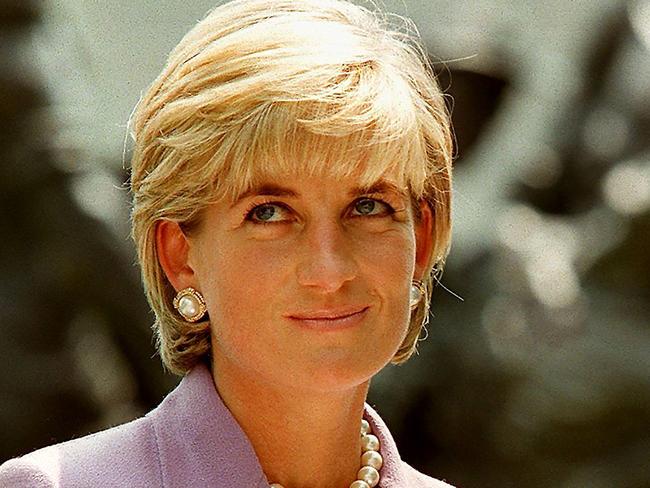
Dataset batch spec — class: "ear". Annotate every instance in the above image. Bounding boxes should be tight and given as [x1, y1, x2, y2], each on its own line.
[155, 220, 196, 292]
[414, 201, 435, 280]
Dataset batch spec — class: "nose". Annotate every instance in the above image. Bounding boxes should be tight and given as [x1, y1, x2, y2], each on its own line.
[296, 221, 358, 293]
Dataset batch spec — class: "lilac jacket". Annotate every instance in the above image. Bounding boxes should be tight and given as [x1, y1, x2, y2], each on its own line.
[0, 364, 454, 487]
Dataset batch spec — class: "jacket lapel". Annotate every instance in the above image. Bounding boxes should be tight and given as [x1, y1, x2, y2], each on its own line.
[147, 363, 270, 487]
[148, 363, 408, 487]
[363, 403, 408, 487]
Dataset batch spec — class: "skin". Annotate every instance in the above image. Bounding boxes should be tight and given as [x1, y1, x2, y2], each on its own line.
[157, 172, 433, 488]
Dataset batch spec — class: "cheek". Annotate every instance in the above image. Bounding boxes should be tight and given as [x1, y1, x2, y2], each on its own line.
[196, 226, 416, 318]
[197, 238, 290, 326]
[357, 229, 416, 286]
[198, 229, 286, 283]
[353, 229, 416, 346]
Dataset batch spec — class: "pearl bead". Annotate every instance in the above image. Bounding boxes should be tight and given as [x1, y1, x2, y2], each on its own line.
[178, 295, 198, 317]
[361, 450, 383, 470]
[410, 283, 423, 308]
[360, 419, 371, 435]
[357, 466, 380, 487]
[349, 481, 370, 488]
[360, 434, 380, 452]
[269, 484, 284, 488]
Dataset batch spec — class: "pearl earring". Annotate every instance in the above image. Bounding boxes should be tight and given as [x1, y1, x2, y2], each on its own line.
[410, 280, 425, 310]
[173, 287, 207, 322]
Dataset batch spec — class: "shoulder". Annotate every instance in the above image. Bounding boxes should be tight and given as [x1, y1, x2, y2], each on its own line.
[0, 415, 161, 488]
[0, 458, 56, 488]
[363, 403, 455, 488]
[400, 460, 456, 488]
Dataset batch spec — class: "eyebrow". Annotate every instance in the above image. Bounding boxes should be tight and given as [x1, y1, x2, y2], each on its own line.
[230, 179, 407, 207]
[230, 184, 298, 208]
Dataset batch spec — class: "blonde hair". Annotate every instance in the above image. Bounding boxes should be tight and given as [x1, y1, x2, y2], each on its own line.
[130, 0, 453, 375]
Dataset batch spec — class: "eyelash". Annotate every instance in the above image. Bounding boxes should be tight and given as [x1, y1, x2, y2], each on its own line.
[243, 199, 290, 225]
[243, 197, 397, 225]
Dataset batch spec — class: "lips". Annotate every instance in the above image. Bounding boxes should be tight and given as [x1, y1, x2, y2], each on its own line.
[286, 306, 369, 321]
[285, 306, 370, 331]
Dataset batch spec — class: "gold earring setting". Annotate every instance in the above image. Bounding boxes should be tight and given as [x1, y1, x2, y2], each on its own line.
[173, 287, 207, 322]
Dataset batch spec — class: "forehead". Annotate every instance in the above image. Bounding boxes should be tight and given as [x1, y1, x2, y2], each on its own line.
[213, 127, 423, 204]
[231, 173, 409, 203]
[222, 161, 410, 205]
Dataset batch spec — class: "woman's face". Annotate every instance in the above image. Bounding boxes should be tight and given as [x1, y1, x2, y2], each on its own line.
[186, 172, 432, 393]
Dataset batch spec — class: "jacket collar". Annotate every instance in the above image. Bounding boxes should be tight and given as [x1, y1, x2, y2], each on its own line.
[364, 398, 408, 486]
[148, 363, 407, 487]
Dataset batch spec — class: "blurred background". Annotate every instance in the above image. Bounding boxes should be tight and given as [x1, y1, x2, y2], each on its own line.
[1, 0, 649, 487]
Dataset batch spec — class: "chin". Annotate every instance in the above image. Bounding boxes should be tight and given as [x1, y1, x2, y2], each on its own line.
[292, 348, 395, 393]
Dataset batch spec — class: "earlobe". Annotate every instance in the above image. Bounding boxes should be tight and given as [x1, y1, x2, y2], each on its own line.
[414, 201, 435, 279]
[155, 220, 196, 292]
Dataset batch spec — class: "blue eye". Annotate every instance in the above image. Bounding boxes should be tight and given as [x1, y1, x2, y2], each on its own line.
[352, 198, 391, 216]
[246, 203, 289, 223]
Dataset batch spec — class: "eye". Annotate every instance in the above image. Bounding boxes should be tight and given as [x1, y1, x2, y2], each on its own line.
[245, 202, 291, 223]
[351, 198, 393, 217]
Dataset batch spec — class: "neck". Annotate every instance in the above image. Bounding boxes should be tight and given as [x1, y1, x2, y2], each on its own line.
[210, 354, 371, 488]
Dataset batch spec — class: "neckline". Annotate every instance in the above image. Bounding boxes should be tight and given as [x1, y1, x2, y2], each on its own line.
[147, 363, 407, 487]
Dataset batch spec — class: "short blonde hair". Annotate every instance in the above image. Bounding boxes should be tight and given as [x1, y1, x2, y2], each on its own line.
[130, 0, 453, 376]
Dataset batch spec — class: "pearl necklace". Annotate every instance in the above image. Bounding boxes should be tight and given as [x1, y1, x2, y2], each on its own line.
[269, 418, 383, 488]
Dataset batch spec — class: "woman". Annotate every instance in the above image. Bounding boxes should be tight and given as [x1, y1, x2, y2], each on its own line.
[0, 0, 454, 486]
